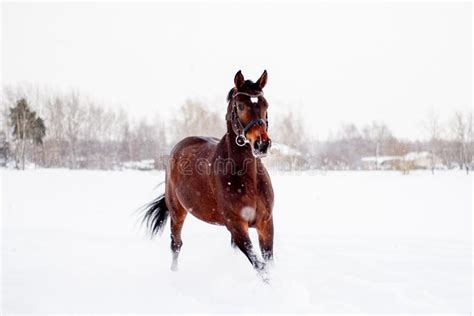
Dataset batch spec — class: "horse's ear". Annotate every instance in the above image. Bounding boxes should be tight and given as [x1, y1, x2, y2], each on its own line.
[234, 70, 245, 89]
[256, 70, 268, 89]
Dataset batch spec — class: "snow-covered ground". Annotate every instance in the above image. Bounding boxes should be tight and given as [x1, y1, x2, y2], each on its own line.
[1, 169, 472, 313]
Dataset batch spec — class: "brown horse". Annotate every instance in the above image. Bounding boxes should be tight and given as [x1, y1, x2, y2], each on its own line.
[143, 70, 274, 277]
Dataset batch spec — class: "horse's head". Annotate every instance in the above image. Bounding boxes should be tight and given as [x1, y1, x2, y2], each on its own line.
[226, 70, 271, 158]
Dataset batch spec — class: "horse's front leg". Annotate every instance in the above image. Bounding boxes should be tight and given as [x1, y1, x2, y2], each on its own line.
[226, 220, 265, 272]
[257, 217, 274, 262]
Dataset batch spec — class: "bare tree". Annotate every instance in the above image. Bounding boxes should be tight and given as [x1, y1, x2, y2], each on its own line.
[44, 96, 66, 167]
[172, 99, 224, 143]
[64, 92, 85, 169]
[117, 109, 133, 163]
[273, 112, 309, 152]
[361, 121, 393, 169]
[468, 111, 473, 170]
[424, 110, 442, 173]
[449, 110, 473, 174]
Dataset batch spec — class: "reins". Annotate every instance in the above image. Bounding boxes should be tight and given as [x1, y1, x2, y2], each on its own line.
[226, 91, 269, 147]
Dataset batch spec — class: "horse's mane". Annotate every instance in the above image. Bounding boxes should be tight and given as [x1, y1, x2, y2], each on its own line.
[226, 88, 235, 102]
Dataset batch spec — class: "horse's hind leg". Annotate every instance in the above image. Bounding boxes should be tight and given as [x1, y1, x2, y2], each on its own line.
[169, 202, 187, 271]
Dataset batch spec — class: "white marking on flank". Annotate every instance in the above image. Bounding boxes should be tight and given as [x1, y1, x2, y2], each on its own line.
[240, 206, 256, 222]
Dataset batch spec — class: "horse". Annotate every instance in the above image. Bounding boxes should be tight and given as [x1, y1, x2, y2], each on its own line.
[143, 70, 274, 278]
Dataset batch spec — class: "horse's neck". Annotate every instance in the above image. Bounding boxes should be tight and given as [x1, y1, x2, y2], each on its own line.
[219, 128, 259, 180]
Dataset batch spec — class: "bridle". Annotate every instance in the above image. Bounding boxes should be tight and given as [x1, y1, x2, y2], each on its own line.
[226, 91, 269, 147]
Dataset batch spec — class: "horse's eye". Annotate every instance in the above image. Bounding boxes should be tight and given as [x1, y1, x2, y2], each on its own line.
[238, 103, 244, 111]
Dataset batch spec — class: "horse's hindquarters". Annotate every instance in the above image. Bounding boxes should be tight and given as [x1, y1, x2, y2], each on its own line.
[166, 136, 223, 225]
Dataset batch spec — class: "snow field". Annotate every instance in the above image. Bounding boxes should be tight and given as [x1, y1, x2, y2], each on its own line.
[1, 169, 471, 313]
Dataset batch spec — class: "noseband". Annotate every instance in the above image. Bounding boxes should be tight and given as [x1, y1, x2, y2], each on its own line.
[226, 91, 269, 147]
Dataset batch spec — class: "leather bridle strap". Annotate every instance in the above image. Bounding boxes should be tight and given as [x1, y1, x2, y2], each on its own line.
[243, 118, 266, 135]
[233, 91, 264, 98]
[226, 90, 268, 146]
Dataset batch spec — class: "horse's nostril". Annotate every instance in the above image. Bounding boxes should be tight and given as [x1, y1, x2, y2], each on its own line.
[254, 141, 261, 150]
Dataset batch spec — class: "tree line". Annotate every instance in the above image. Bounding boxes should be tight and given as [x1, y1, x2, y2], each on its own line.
[313, 116, 472, 172]
[0, 84, 472, 171]
[1, 85, 165, 169]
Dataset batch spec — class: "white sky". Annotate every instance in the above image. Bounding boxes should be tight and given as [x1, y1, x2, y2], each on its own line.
[1, 2, 472, 140]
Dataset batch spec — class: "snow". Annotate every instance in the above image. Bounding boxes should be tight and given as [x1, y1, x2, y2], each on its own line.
[1, 169, 472, 313]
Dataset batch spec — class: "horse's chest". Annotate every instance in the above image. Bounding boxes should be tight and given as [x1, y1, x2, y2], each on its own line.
[219, 178, 272, 222]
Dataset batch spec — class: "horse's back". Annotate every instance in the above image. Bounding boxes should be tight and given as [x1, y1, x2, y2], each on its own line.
[170, 136, 219, 160]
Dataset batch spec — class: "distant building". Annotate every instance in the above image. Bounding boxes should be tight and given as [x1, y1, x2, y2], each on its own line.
[361, 155, 402, 170]
[361, 151, 443, 171]
[404, 151, 438, 169]
[265, 143, 307, 170]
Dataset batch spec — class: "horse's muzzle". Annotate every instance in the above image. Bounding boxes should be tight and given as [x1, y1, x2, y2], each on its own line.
[253, 139, 271, 157]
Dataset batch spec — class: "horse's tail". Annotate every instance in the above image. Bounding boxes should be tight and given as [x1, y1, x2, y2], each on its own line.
[142, 193, 169, 236]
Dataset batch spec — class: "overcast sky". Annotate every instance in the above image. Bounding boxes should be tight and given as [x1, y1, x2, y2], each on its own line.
[2, 2, 472, 140]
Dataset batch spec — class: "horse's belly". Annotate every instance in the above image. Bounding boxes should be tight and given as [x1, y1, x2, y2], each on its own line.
[175, 184, 224, 226]
[189, 207, 225, 226]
